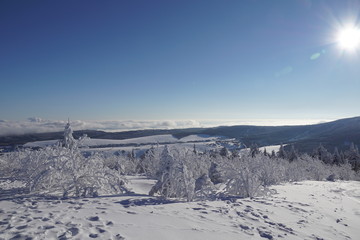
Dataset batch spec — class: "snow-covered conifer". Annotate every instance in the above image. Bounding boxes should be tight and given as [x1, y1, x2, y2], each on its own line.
[250, 143, 260, 158]
[288, 145, 298, 162]
[219, 146, 230, 158]
[63, 119, 75, 149]
[277, 144, 288, 159]
[333, 147, 343, 165]
[312, 144, 333, 164]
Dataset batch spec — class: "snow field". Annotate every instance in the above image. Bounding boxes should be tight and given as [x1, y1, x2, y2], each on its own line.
[1, 179, 359, 240]
[23, 134, 222, 148]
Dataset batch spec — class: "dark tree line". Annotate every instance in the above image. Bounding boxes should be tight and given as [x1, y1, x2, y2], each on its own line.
[245, 142, 360, 171]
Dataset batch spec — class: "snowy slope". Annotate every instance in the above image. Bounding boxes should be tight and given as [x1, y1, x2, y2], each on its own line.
[23, 134, 223, 148]
[23, 139, 59, 147]
[1, 180, 359, 240]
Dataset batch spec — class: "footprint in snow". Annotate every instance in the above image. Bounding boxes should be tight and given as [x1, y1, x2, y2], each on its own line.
[88, 216, 100, 221]
[192, 207, 206, 211]
[197, 203, 211, 207]
[257, 227, 273, 240]
[264, 220, 276, 226]
[97, 227, 106, 233]
[0, 221, 8, 226]
[89, 233, 98, 238]
[126, 211, 137, 215]
[68, 227, 79, 236]
[15, 224, 28, 230]
[250, 212, 261, 218]
[43, 225, 55, 230]
[96, 207, 107, 210]
[277, 223, 295, 234]
[41, 217, 50, 222]
[9, 233, 33, 240]
[297, 219, 307, 224]
[114, 233, 125, 240]
[239, 224, 251, 230]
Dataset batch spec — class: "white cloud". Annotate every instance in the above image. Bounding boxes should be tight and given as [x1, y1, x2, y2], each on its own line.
[0, 118, 331, 136]
[0, 119, 203, 136]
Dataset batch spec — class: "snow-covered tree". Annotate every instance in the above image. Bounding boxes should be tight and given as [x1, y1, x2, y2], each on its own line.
[63, 119, 75, 149]
[277, 144, 288, 159]
[288, 145, 298, 162]
[149, 146, 196, 201]
[193, 144, 197, 155]
[332, 147, 343, 165]
[312, 144, 333, 164]
[344, 143, 360, 171]
[270, 150, 276, 158]
[223, 155, 263, 198]
[141, 145, 160, 177]
[219, 146, 230, 158]
[250, 143, 260, 158]
[263, 148, 268, 157]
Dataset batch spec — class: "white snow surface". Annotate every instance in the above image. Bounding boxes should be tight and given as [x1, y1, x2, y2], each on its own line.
[1, 179, 359, 240]
[259, 145, 283, 153]
[23, 134, 222, 148]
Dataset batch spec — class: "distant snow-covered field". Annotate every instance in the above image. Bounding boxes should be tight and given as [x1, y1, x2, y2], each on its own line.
[1, 178, 359, 240]
[23, 134, 235, 156]
[24, 134, 224, 148]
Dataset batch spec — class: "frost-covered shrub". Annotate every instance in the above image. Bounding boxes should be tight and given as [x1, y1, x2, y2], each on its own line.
[141, 146, 162, 177]
[148, 146, 217, 201]
[222, 157, 263, 198]
[194, 173, 215, 199]
[108, 152, 137, 175]
[4, 143, 126, 197]
[146, 145, 358, 200]
[0, 157, 5, 175]
[221, 154, 283, 198]
[100, 149, 146, 176]
[2, 125, 127, 198]
[334, 163, 355, 180]
[282, 154, 355, 182]
[102, 153, 125, 174]
[0, 150, 26, 178]
[303, 155, 332, 181]
[208, 162, 224, 184]
[283, 160, 307, 182]
[258, 155, 285, 186]
[149, 146, 196, 201]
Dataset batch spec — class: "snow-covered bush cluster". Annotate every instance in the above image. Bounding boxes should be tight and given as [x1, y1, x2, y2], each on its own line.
[0, 122, 126, 198]
[147, 146, 200, 201]
[138, 144, 358, 200]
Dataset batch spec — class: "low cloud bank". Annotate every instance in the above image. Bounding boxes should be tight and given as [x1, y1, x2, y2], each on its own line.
[0, 118, 329, 136]
[0, 119, 206, 136]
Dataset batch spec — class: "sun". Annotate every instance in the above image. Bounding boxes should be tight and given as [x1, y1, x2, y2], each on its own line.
[337, 25, 360, 51]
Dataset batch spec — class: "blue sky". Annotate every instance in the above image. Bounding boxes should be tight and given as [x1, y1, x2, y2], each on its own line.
[1, 0, 360, 126]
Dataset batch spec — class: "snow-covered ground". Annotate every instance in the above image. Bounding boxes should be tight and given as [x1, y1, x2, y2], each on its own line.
[240, 145, 283, 155]
[23, 134, 223, 148]
[23, 134, 238, 157]
[1, 178, 359, 240]
[259, 145, 283, 153]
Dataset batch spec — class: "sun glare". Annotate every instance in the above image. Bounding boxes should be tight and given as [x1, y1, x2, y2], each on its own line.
[337, 26, 360, 51]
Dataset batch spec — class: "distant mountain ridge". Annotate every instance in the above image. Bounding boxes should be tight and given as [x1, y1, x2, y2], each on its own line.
[201, 116, 360, 152]
[1, 116, 360, 153]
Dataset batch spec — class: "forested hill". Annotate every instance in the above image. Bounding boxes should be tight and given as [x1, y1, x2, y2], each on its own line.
[1, 116, 360, 153]
[202, 116, 360, 152]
